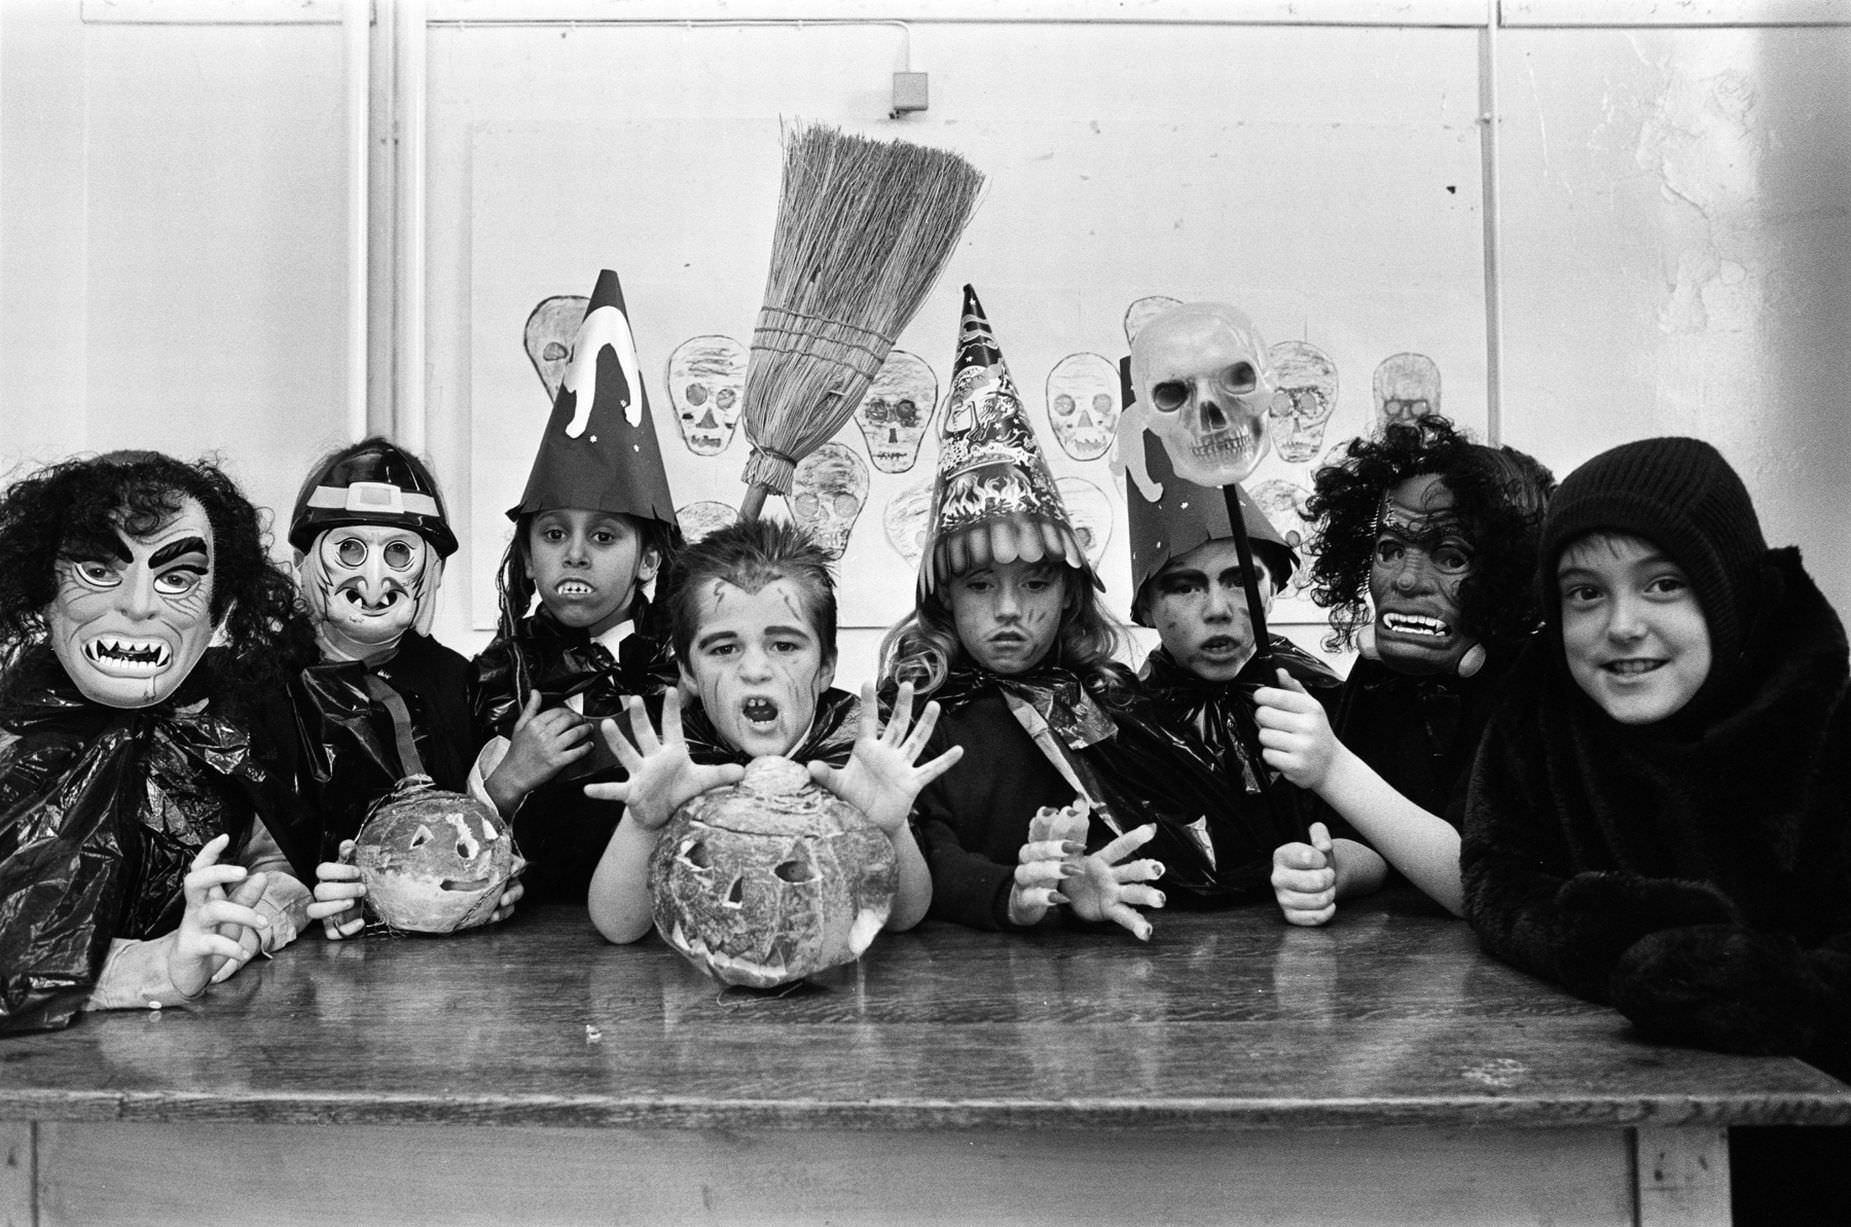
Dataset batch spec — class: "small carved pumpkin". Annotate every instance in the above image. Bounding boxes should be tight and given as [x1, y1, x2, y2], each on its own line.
[354, 776, 518, 934]
[650, 756, 897, 988]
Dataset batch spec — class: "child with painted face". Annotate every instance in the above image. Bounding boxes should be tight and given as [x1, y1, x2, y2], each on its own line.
[1256, 415, 1553, 924]
[0, 452, 319, 1030]
[880, 287, 1164, 937]
[584, 518, 955, 945]
[466, 270, 683, 905]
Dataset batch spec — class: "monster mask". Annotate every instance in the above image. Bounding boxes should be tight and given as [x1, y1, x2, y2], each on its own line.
[49, 496, 217, 709]
[1122, 303, 1275, 496]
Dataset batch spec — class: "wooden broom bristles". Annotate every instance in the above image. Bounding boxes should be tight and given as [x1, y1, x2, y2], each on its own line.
[739, 122, 984, 517]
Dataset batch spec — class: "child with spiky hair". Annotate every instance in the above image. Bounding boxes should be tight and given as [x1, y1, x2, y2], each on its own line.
[1254, 414, 1554, 923]
[0, 451, 318, 1030]
[585, 517, 953, 946]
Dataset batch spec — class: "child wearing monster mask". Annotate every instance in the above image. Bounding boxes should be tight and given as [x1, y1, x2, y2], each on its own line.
[584, 517, 953, 945]
[880, 287, 1165, 938]
[1461, 437, 1850, 1225]
[1255, 415, 1553, 923]
[466, 270, 684, 905]
[282, 437, 522, 938]
[0, 451, 319, 1031]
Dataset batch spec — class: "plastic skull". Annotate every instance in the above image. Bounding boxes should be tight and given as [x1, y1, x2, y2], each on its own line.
[852, 349, 937, 473]
[523, 294, 589, 403]
[666, 334, 748, 457]
[1045, 353, 1120, 461]
[1128, 302, 1275, 488]
[786, 442, 869, 560]
[1267, 341, 1340, 464]
[1373, 352, 1440, 430]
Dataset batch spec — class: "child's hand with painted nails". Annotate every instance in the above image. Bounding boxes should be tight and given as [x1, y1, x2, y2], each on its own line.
[1063, 822, 1166, 941]
[1007, 802, 1090, 926]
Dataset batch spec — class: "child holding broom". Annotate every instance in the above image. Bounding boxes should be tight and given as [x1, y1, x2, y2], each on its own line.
[466, 269, 683, 905]
[881, 287, 1168, 938]
[582, 517, 956, 945]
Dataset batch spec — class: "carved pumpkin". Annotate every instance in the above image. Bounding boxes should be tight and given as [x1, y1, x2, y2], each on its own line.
[650, 756, 896, 988]
[354, 776, 518, 933]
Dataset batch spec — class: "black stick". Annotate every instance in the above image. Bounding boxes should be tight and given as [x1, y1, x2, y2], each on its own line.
[1222, 482, 1275, 679]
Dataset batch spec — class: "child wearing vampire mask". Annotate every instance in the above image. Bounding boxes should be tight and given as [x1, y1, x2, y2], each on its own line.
[879, 287, 1165, 939]
[1461, 438, 1851, 1225]
[0, 451, 319, 1031]
[1255, 415, 1553, 924]
[585, 518, 954, 945]
[466, 269, 683, 905]
[277, 438, 521, 938]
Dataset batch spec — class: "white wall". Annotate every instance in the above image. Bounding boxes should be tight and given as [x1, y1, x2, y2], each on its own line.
[3, 0, 1846, 692]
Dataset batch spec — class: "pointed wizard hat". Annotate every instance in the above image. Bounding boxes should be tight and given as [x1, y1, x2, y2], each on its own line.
[508, 268, 680, 538]
[1124, 428, 1298, 625]
[919, 285, 1096, 596]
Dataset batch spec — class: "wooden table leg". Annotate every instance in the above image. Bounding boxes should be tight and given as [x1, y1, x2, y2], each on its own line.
[1635, 1126, 1729, 1227]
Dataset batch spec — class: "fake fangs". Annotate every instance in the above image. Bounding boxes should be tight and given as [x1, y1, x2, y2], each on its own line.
[555, 580, 595, 597]
[1381, 612, 1451, 638]
[84, 636, 172, 673]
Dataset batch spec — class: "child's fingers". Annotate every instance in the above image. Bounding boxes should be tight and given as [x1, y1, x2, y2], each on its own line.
[306, 896, 361, 921]
[184, 862, 249, 904]
[1281, 900, 1336, 927]
[1273, 841, 1329, 871]
[512, 688, 544, 731]
[1095, 823, 1158, 865]
[1018, 837, 1083, 866]
[1112, 857, 1166, 885]
[860, 681, 887, 744]
[190, 832, 233, 872]
[193, 932, 256, 964]
[312, 879, 366, 904]
[600, 715, 644, 773]
[658, 688, 684, 749]
[197, 899, 269, 935]
[899, 699, 942, 759]
[1105, 903, 1154, 942]
[1013, 858, 1070, 891]
[337, 839, 358, 865]
[806, 761, 844, 792]
[1308, 822, 1333, 857]
[912, 743, 963, 786]
[316, 860, 362, 884]
[1274, 667, 1310, 694]
[583, 780, 632, 804]
[1117, 881, 1166, 911]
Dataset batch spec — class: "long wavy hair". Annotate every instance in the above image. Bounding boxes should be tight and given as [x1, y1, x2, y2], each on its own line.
[879, 556, 1134, 705]
[1306, 415, 1555, 654]
[493, 511, 679, 644]
[0, 450, 316, 697]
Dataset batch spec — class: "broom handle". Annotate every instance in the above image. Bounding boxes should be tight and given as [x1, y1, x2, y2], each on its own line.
[739, 485, 769, 522]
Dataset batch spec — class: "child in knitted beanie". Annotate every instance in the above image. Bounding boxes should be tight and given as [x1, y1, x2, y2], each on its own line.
[1462, 436, 1851, 1077]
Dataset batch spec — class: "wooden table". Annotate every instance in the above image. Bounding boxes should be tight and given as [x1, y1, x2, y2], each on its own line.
[2, 892, 1847, 1226]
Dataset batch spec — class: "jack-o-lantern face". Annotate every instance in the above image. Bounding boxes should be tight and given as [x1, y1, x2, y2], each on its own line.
[354, 777, 519, 933]
[650, 757, 896, 988]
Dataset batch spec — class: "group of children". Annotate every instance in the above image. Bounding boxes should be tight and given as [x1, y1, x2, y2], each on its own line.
[2, 285, 1846, 1134]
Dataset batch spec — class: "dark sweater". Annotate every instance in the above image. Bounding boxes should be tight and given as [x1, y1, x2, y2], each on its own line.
[1462, 548, 1851, 1079]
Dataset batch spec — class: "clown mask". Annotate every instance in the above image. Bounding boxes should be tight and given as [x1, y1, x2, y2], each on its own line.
[50, 496, 216, 709]
[299, 524, 438, 661]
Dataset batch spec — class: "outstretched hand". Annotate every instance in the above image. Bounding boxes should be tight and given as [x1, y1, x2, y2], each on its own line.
[809, 682, 964, 833]
[1253, 669, 1338, 791]
[1008, 804, 1089, 926]
[167, 833, 271, 999]
[1273, 821, 1337, 926]
[1063, 823, 1166, 941]
[583, 689, 745, 829]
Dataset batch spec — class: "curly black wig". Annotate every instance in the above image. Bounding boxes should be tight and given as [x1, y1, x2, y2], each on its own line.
[0, 450, 316, 692]
[1306, 416, 1555, 653]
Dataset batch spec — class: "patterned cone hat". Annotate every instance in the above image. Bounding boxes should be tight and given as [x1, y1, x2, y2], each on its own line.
[920, 285, 1096, 596]
[1125, 429, 1297, 626]
[509, 268, 679, 538]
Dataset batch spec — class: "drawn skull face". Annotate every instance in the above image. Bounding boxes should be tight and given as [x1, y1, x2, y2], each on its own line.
[1373, 353, 1440, 430]
[852, 350, 937, 473]
[666, 335, 747, 457]
[1123, 295, 1183, 348]
[787, 442, 870, 560]
[1045, 353, 1120, 461]
[523, 295, 589, 403]
[1249, 479, 1314, 597]
[1055, 477, 1113, 567]
[1130, 303, 1275, 487]
[1267, 341, 1340, 464]
[882, 482, 934, 567]
[675, 501, 740, 546]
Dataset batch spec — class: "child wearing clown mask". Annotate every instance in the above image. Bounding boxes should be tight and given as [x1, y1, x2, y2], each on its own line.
[1255, 415, 1553, 924]
[584, 518, 953, 945]
[0, 452, 319, 1030]
[281, 438, 522, 938]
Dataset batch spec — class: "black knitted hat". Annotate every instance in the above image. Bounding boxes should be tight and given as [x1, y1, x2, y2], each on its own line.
[1541, 437, 1765, 667]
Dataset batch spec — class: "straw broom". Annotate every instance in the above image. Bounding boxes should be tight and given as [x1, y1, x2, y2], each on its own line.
[737, 122, 984, 520]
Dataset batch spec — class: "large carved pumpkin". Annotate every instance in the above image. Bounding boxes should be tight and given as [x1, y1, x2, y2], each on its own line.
[650, 756, 896, 988]
[354, 776, 518, 933]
